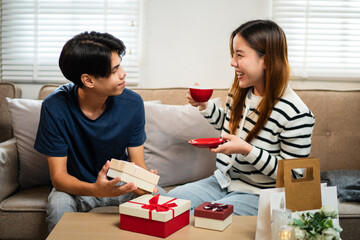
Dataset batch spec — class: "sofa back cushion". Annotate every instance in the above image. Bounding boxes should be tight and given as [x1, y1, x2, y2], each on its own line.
[7, 85, 360, 189]
[133, 88, 228, 107]
[37, 85, 229, 107]
[297, 90, 360, 171]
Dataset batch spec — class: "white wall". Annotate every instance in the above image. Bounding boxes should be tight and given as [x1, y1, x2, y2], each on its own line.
[13, 0, 360, 99]
[139, 0, 270, 89]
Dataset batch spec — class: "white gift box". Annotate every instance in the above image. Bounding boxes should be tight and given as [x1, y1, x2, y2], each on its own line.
[107, 158, 159, 192]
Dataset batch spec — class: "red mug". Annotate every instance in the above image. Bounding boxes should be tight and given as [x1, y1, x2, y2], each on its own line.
[189, 87, 213, 102]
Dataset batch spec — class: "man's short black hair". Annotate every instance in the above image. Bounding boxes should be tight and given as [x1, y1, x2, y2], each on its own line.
[59, 31, 126, 87]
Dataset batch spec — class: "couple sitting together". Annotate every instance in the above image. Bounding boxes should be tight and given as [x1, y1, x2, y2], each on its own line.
[34, 19, 315, 232]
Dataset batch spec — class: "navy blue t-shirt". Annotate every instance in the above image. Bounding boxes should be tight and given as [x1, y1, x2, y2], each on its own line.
[34, 83, 146, 183]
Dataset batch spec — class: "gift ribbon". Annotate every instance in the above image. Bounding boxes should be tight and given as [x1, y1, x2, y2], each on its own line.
[128, 194, 178, 220]
[204, 202, 228, 212]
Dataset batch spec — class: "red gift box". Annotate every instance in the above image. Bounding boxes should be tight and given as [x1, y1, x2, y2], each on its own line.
[119, 194, 191, 238]
[194, 202, 234, 231]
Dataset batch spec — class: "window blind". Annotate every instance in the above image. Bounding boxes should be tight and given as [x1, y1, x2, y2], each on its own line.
[272, 0, 360, 81]
[1, 0, 140, 85]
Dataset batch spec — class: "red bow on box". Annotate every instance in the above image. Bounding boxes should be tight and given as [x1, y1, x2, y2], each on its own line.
[129, 194, 178, 220]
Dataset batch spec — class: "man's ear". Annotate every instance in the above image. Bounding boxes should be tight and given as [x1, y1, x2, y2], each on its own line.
[81, 74, 94, 88]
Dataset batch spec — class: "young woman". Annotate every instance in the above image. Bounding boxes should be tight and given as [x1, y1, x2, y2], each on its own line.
[167, 20, 315, 215]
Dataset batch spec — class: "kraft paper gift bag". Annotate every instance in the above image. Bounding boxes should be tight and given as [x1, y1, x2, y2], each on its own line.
[276, 157, 322, 212]
[255, 158, 327, 240]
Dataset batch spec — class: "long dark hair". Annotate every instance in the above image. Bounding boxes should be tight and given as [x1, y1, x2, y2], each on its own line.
[229, 20, 290, 142]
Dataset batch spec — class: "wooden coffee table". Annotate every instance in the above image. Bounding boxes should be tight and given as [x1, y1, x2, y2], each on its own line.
[47, 212, 257, 240]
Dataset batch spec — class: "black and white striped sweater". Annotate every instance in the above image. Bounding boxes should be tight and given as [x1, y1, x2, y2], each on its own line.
[200, 86, 315, 194]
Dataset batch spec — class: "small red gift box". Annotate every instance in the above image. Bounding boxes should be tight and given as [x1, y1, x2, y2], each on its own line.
[119, 194, 191, 238]
[194, 202, 234, 231]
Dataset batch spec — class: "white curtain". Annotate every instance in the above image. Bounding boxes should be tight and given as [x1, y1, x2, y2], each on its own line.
[272, 0, 360, 81]
[1, 0, 140, 85]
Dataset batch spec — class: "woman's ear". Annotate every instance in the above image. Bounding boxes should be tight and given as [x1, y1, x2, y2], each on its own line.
[262, 55, 266, 69]
[81, 74, 94, 88]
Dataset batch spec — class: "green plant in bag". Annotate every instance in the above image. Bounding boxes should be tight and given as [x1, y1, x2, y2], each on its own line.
[290, 206, 342, 240]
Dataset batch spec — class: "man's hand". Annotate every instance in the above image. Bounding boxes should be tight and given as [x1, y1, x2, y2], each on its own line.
[92, 161, 138, 198]
[210, 134, 253, 156]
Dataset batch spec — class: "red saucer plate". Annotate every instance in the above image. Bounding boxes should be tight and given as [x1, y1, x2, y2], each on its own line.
[188, 138, 226, 148]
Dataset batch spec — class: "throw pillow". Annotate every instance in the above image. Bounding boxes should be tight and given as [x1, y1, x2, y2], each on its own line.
[144, 101, 221, 187]
[6, 98, 49, 189]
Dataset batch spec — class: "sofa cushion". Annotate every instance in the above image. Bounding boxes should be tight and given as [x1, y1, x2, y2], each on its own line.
[0, 186, 49, 212]
[6, 98, 49, 189]
[338, 200, 360, 218]
[144, 101, 220, 187]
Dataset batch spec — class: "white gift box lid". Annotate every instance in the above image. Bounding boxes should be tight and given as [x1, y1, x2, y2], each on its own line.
[119, 194, 191, 222]
[109, 159, 160, 185]
[107, 169, 156, 193]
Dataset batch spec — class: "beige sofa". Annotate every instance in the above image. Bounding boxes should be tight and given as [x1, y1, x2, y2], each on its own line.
[0, 82, 359, 240]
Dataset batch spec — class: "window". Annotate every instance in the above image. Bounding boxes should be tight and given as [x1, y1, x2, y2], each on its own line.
[1, 0, 140, 85]
[272, 0, 360, 81]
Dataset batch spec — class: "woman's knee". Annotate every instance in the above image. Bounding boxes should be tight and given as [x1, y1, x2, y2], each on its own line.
[219, 192, 259, 216]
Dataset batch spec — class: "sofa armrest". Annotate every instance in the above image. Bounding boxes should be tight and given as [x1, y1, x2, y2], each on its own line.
[0, 138, 19, 202]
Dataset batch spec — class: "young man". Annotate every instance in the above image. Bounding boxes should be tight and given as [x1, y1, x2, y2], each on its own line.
[34, 31, 162, 232]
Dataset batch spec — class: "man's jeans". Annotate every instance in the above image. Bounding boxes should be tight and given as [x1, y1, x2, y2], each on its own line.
[47, 187, 167, 233]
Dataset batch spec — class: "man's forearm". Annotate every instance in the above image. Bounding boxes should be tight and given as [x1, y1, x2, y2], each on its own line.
[51, 172, 97, 196]
[128, 145, 147, 170]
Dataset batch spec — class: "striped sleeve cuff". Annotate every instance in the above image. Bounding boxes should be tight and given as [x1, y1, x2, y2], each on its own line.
[244, 146, 261, 164]
[199, 100, 215, 116]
